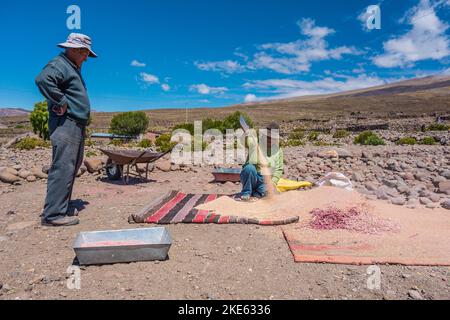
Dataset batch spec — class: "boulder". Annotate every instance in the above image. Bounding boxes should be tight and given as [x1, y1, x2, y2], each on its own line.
[0, 170, 20, 184]
[84, 158, 104, 173]
[419, 197, 431, 205]
[31, 167, 48, 179]
[4, 168, 18, 176]
[441, 199, 450, 210]
[156, 160, 171, 172]
[438, 181, 450, 195]
[26, 175, 37, 182]
[439, 170, 450, 179]
[42, 165, 51, 174]
[391, 197, 406, 206]
[320, 150, 339, 159]
[18, 169, 33, 179]
[335, 148, 353, 159]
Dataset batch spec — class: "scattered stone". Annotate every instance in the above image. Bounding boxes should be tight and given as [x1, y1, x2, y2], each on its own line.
[408, 290, 424, 300]
[406, 198, 418, 209]
[439, 170, 450, 179]
[438, 182, 450, 195]
[441, 199, 450, 210]
[429, 194, 441, 203]
[42, 165, 51, 175]
[391, 197, 406, 206]
[426, 203, 438, 209]
[0, 170, 21, 184]
[26, 175, 37, 182]
[352, 172, 364, 182]
[382, 179, 398, 188]
[31, 167, 48, 179]
[156, 160, 171, 172]
[18, 169, 32, 179]
[335, 148, 353, 158]
[376, 189, 389, 200]
[432, 176, 446, 188]
[365, 182, 378, 192]
[84, 158, 104, 173]
[419, 197, 431, 205]
[13, 165, 22, 171]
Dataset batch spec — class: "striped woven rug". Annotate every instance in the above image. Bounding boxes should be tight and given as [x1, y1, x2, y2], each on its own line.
[129, 190, 299, 225]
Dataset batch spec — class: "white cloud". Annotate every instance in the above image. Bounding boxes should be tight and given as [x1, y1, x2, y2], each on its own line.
[243, 74, 387, 99]
[161, 84, 171, 91]
[373, 0, 450, 68]
[195, 18, 359, 75]
[139, 72, 159, 84]
[189, 84, 228, 95]
[195, 60, 246, 74]
[244, 94, 258, 103]
[131, 60, 146, 67]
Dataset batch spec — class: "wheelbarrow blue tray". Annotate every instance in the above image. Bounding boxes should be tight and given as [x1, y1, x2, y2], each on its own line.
[73, 227, 172, 265]
[212, 168, 242, 182]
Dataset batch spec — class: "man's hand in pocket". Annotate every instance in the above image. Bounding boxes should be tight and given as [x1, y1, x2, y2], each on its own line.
[52, 104, 68, 116]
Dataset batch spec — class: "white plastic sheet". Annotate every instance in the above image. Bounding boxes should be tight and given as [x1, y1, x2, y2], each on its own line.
[316, 172, 353, 191]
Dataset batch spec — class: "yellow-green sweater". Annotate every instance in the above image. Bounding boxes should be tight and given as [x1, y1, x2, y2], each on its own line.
[245, 135, 284, 185]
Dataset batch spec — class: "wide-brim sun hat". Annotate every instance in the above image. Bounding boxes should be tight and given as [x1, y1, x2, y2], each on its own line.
[57, 33, 98, 58]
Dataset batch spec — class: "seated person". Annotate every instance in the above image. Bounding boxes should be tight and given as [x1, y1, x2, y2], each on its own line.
[240, 122, 284, 201]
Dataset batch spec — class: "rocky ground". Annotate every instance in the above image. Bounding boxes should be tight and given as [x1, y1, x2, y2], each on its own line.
[0, 136, 449, 300]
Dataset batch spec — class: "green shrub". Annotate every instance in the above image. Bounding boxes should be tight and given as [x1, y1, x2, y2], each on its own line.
[289, 130, 305, 140]
[109, 111, 149, 136]
[281, 139, 304, 147]
[420, 137, 437, 145]
[365, 135, 385, 146]
[354, 131, 373, 145]
[155, 134, 177, 153]
[15, 124, 25, 129]
[313, 140, 338, 147]
[308, 131, 320, 141]
[109, 139, 125, 147]
[222, 111, 254, 132]
[14, 137, 50, 150]
[138, 139, 153, 148]
[427, 123, 449, 131]
[85, 139, 95, 147]
[30, 101, 49, 140]
[173, 123, 195, 135]
[333, 130, 350, 139]
[396, 137, 417, 145]
[354, 131, 385, 145]
[85, 151, 98, 158]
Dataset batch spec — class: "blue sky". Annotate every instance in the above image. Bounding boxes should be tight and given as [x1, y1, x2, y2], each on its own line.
[0, 0, 449, 112]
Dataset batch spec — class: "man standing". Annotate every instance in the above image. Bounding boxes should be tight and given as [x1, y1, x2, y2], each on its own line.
[35, 33, 97, 226]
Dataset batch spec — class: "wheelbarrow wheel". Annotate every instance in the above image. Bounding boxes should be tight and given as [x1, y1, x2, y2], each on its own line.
[106, 159, 123, 181]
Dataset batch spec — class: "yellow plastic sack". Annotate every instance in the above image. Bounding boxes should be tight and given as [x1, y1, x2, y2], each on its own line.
[276, 178, 313, 193]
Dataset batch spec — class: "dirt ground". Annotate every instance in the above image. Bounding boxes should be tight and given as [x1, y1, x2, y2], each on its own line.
[0, 167, 449, 300]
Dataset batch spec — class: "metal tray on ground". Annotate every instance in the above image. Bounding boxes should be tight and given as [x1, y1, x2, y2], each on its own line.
[212, 168, 242, 183]
[73, 227, 172, 265]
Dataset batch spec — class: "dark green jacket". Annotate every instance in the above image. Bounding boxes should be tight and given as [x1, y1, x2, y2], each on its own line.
[35, 53, 90, 125]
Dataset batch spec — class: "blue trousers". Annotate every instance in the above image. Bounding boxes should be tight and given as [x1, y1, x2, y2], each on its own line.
[240, 164, 266, 197]
[43, 115, 85, 222]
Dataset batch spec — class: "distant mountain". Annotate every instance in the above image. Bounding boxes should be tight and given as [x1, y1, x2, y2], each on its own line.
[0, 108, 31, 117]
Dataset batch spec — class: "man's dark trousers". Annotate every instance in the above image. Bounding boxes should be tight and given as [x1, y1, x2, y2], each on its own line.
[43, 115, 85, 222]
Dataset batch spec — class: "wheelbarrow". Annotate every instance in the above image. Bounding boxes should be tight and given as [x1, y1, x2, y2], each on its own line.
[99, 149, 170, 184]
